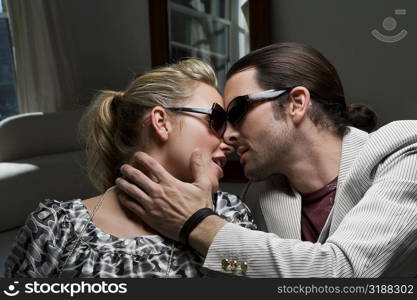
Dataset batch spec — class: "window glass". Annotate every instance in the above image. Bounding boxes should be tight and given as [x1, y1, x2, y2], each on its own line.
[171, 0, 228, 19]
[0, 0, 18, 121]
[168, 0, 249, 89]
[170, 9, 229, 56]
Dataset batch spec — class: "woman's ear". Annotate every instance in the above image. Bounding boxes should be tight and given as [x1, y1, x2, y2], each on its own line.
[149, 106, 173, 142]
[287, 86, 311, 125]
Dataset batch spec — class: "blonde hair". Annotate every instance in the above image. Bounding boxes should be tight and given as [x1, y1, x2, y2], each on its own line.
[80, 59, 218, 192]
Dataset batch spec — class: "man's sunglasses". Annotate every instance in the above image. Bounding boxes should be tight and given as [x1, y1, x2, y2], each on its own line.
[226, 89, 290, 125]
[165, 89, 290, 137]
[165, 102, 227, 138]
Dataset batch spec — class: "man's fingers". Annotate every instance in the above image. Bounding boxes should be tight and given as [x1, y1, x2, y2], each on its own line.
[120, 164, 161, 196]
[131, 152, 176, 184]
[190, 149, 212, 190]
[117, 191, 147, 218]
[115, 177, 152, 208]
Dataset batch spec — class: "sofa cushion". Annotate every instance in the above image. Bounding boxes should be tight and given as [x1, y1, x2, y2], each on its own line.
[0, 151, 97, 232]
[0, 111, 83, 161]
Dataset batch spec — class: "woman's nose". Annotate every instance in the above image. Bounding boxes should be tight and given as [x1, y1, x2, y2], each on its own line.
[219, 140, 234, 155]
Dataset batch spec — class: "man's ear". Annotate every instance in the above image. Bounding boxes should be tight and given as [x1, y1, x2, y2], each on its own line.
[287, 86, 311, 125]
[149, 106, 173, 142]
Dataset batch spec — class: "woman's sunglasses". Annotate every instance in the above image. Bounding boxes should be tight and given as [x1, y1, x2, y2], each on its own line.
[165, 88, 345, 138]
[165, 102, 227, 138]
[226, 89, 290, 125]
[165, 89, 289, 137]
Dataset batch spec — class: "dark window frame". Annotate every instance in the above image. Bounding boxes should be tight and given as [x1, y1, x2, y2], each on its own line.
[149, 0, 271, 66]
[148, 0, 271, 182]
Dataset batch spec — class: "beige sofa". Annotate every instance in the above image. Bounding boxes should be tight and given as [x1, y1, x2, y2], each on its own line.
[0, 111, 97, 276]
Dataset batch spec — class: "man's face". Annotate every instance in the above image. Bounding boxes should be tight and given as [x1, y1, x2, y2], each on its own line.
[223, 68, 294, 181]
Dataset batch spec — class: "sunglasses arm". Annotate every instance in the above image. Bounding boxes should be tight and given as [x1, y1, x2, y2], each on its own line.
[164, 107, 212, 115]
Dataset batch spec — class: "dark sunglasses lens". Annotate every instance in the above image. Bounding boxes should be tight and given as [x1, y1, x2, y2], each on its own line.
[210, 104, 227, 137]
[227, 98, 246, 124]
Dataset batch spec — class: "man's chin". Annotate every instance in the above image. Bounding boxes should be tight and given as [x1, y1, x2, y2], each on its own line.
[243, 163, 270, 182]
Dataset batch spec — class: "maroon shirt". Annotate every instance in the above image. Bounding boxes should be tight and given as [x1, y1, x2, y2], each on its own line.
[300, 177, 338, 243]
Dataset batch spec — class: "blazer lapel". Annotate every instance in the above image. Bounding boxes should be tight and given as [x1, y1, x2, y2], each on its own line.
[262, 175, 302, 239]
[244, 174, 302, 239]
[318, 127, 369, 241]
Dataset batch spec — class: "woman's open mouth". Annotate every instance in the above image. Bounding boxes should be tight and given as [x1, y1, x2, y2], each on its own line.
[212, 156, 226, 178]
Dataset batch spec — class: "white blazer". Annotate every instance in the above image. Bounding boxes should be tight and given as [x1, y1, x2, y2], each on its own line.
[203, 121, 417, 277]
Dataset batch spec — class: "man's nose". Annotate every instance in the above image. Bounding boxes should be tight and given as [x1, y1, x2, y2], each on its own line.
[223, 122, 239, 146]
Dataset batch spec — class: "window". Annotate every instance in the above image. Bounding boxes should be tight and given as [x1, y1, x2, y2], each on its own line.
[167, 0, 249, 88]
[0, 0, 18, 121]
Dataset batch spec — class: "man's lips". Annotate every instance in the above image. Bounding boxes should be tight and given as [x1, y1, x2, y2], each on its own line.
[237, 146, 249, 157]
[236, 146, 250, 165]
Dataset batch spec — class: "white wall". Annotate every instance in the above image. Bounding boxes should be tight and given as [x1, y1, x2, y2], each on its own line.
[270, 0, 417, 126]
[60, 0, 151, 109]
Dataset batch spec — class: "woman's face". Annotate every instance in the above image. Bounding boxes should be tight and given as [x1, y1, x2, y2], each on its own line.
[165, 82, 231, 191]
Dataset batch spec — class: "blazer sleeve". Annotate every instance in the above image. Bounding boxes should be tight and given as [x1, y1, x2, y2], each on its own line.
[203, 145, 417, 277]
[4, 200, 71, 277]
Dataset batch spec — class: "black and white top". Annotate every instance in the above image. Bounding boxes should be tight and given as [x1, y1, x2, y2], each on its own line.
[5, 191, 256, 278]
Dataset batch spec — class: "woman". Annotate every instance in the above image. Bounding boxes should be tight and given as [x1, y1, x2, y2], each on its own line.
[5, 59, 255, 278]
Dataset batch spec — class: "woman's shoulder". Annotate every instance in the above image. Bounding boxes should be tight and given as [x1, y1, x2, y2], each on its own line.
[5, 199, 82, 277]
[214, 190, 241, 206]
[33, 198, 81, 215]
[26, 198, 83, 230]
[37, 198, 80, 209]
[12, 199, 83, 260]
[213, 191, 256, 229]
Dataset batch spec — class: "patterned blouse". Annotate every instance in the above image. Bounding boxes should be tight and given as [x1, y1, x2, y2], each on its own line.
[5, 191, 256, 278]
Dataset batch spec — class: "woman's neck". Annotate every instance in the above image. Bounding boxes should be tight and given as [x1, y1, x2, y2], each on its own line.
[128, 148, 170, 181]
[84, 187, 158, 238]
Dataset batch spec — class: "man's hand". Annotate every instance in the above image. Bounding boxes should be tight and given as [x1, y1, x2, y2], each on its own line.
[115, 149, 214, 241]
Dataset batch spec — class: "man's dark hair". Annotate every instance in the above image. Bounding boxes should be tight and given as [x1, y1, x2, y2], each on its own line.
[227, 42, 377, 136]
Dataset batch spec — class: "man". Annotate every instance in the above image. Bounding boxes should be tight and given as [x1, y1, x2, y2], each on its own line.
[116, 43, 417, 277]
